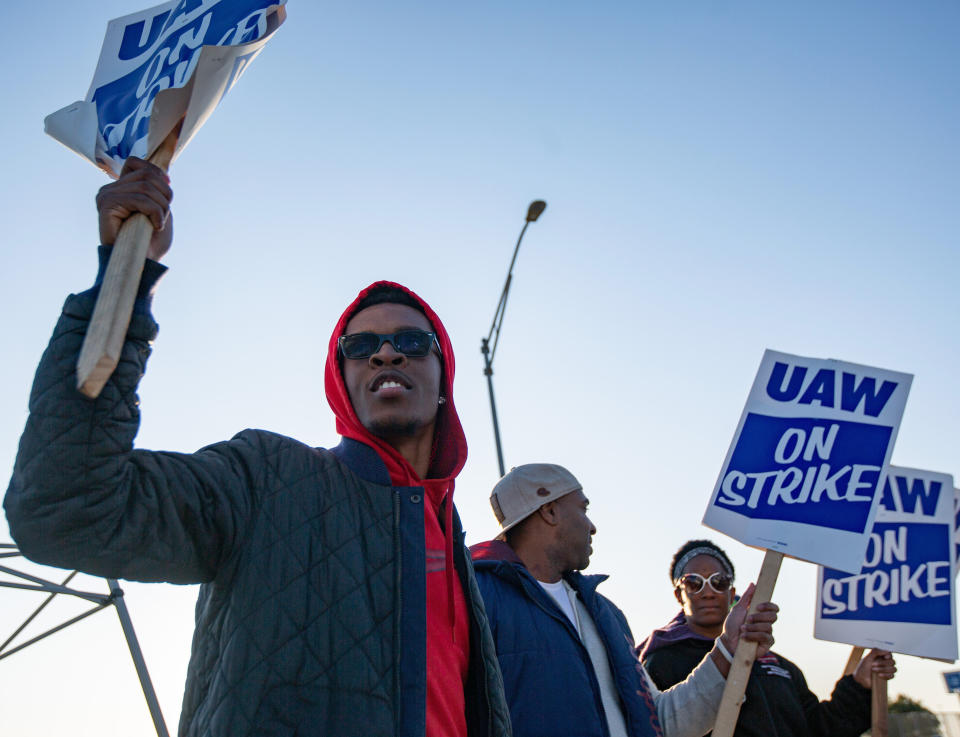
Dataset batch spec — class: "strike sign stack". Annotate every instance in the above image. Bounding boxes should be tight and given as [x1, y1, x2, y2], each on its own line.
[701, 349, 957, 737]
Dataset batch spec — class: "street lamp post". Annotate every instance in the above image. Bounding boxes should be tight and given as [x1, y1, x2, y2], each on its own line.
[481, 200, 547, 478]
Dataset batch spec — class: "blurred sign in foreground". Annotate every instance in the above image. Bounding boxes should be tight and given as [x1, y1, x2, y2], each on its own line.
[945, 670, 960, 693]
[954, 488, 960, 578]
[44, 0, 287, 177]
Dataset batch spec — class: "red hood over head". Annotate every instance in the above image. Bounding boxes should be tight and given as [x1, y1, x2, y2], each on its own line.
[324, 281, 468, 495]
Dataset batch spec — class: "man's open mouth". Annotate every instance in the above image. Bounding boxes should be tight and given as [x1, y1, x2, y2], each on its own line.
[370, 372, 412, 393]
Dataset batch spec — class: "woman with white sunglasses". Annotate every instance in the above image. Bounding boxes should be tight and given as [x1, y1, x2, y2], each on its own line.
[637, 539, 896, 737]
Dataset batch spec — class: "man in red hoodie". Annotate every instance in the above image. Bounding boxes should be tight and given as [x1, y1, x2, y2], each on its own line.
[4, 158, 511, 737]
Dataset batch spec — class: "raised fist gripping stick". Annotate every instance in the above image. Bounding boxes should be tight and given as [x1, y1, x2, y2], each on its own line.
[77, 123, 180, 397]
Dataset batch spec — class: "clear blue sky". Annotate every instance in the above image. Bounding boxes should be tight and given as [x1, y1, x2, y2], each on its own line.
[1, 2, 958, 733]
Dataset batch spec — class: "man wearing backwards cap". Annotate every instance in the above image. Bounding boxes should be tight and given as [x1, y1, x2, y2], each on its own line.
[471, 463, 779, 737]
[4, 160, 509, 737]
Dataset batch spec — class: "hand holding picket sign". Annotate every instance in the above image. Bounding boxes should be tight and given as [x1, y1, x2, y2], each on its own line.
[853, 650, 897, 688]
[96, 157, 174, 262]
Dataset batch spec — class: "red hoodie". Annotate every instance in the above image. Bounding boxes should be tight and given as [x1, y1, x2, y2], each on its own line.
[324, 281, 470, 737]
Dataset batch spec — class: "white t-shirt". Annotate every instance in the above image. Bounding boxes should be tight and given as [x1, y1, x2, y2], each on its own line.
[537, 578, 580, 634]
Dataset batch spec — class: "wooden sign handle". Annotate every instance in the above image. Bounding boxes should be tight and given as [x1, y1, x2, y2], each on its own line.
[843, 646, 865, 676]
[76, 126, 180, 398]
[871, 670, 888, 737]
[711, 550, 784, 737]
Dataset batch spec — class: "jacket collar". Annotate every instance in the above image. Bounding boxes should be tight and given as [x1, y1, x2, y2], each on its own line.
[469, 539, 609, 594]
[636, 610, 715, 661]
[469, 539, 522, 564]
[331, 437, 392, 487]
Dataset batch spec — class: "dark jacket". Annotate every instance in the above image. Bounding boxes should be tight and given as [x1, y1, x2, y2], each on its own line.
[640, 613, 869, 737]
[5, 275, 510, 737]
[470, 540, 662, 737]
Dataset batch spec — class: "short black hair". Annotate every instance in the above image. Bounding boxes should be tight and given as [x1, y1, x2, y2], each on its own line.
[352, 285, 426, 318]
[669, 539, 735, 583]
[502, 517, 529, 548]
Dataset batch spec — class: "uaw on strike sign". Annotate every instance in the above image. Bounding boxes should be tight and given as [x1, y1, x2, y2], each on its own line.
[816, 467, 957, 661]
[703, 350, 912, 574]
[44, 0, 286, 177]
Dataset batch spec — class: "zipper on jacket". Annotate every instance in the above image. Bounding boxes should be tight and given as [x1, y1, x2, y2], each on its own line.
[457, 536, 498, 737]
[394, 490, 402, 735]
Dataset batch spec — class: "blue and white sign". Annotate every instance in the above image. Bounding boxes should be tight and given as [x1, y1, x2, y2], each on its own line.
[945, 670, 960, 693]
[703, 350, 911, 573]
[954, 488, 960, 579]
[45, 0, 287, 177]
[815, 466, 957, 661]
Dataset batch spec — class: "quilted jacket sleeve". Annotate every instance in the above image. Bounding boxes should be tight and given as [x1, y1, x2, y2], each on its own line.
[4, 291, 260, 584]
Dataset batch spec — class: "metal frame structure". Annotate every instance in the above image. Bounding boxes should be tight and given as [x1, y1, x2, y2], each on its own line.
[0, 542, 170, 737]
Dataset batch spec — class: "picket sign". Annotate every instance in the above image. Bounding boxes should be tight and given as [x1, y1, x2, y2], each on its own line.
[704, 350, 911, 737]
[44, 0, 286, 396]
[945, 670, 960, 693]
[824, 466, 958, 737]
[816, 467, 957, 661]
[954, 488, 959, 578]
[702, 350, 911, 571]
[840, 499, 960, 726]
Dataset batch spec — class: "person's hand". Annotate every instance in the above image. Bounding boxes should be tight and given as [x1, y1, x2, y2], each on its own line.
[719, 583, 779, 657]
[853, 649, 896, 689]
[96, 156, 173, 262]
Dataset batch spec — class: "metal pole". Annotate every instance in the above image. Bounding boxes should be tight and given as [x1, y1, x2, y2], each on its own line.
[482, 338, 506, 477]
[0, 603, 110, 661]
[481, 202, 545, 477]
[107, 580, 170, 737]
[0, 570, 77, 654]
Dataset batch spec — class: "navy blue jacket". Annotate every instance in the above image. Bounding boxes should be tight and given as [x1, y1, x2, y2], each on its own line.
[471, 541, 662, 737]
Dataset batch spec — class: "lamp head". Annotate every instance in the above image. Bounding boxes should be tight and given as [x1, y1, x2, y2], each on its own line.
[525, 200, 547, 222]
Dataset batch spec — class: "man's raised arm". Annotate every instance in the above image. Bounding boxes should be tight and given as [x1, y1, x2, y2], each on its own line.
[5, 161, 257, 584]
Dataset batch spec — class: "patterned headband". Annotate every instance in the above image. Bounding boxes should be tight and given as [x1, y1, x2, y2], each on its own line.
[672, 546, 733, 583]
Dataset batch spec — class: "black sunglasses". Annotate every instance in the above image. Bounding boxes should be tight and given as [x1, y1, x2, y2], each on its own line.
[675, 572, 733, 595]
[338, 330, 440, 360]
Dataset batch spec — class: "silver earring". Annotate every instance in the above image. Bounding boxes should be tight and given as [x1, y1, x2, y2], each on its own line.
[438, 396, 446, 405]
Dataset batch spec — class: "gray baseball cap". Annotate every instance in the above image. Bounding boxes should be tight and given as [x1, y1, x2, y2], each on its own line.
[490, 463, 582, 533]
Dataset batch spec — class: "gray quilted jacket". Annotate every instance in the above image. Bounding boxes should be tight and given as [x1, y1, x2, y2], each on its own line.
[5, 289, 511, 737]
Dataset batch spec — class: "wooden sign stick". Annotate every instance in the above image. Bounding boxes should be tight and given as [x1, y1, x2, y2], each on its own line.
[76, 123, 180, 398]
[843, 646, 865, 676]
[871, 670, 888, 737]
[711, 550, 783, 737]
[844, 648, 888, 735]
